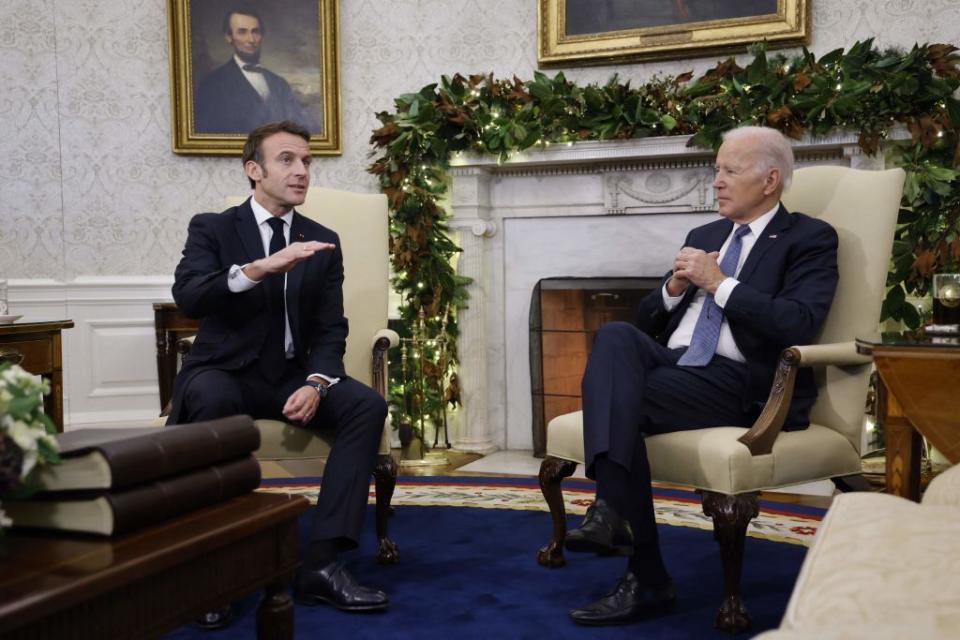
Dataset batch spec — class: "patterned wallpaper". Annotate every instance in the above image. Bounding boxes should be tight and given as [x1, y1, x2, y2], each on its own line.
[1, 0, 958, 280]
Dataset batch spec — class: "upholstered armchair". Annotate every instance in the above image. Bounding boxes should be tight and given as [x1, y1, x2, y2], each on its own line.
[178, 187, 400, 563]
[536, 166, 906, 632]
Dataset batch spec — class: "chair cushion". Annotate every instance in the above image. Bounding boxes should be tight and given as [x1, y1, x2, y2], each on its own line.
[546, 411, 860, 493]
[254, 417, 392, 461]
[780, 492, 960, 637]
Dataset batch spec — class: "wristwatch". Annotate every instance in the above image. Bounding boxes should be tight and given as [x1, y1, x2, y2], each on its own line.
[307, 380, 329, 399]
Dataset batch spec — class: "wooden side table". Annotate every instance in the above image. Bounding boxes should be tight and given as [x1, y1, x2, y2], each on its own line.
[856, 333, 960, 501]
[0, 492, 309, 640]
[153, 302, 199, 411]
[0, 320, 73, 431]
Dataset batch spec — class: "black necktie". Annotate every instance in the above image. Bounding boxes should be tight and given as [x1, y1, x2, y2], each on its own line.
[259, 217, 287, 379]
[243, 64, 264, 73]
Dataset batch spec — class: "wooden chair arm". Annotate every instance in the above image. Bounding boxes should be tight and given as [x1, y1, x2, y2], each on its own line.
[737, 347, 801, 456]
[737, 341, 870, 456]
[371, 329, 397, 398]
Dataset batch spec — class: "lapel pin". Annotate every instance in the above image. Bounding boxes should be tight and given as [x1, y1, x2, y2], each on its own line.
[297, 232, 305, 241]
[768, 234, 777, 239]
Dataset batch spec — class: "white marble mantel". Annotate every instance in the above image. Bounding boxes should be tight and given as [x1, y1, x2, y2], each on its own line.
[445, 130, 905, 453]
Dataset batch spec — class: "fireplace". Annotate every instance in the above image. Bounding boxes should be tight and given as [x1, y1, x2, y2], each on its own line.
[445, 132, 900, 453]
[529, 277, 660, 456]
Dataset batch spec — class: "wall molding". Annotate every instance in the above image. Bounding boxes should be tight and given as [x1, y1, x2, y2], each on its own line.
[8, 276, 174, 429]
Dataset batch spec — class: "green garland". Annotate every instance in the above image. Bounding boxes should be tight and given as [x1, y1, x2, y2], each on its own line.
[369, 40, 960, 420]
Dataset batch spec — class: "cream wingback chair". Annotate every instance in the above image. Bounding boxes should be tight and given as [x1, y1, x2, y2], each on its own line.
[536, 166, 906, 633]
[214, 187, 400, 563]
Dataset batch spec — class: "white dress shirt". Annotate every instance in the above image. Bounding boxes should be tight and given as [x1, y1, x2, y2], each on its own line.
[235, 55, 270, 100]
[663, 204, 780, 362]
[226, 197, 339, 385]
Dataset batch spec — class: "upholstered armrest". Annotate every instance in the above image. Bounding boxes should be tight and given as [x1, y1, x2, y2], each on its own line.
[176, 334, 195, 354]
[737, 341, 871, 456]
[793, 342, 872, 367]
[372, 328, 400, 349]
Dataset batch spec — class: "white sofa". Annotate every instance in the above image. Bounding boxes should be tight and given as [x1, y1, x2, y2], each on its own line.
[755, 464, 960, 639]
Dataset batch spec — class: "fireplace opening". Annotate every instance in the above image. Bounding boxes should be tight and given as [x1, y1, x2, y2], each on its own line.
[529, 277, 661, 457]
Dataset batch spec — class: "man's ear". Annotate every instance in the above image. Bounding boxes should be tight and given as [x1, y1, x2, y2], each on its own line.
[764, 168, 781, 196]
[244, 160, 262, 184]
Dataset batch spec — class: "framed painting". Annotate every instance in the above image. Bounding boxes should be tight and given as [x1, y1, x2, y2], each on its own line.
[538, 0, 809, 65]
[168, 0, 341, 155]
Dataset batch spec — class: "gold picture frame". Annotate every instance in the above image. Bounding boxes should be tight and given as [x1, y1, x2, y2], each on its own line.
[168, 0, 341, 155]
[539, 0, 809, 66]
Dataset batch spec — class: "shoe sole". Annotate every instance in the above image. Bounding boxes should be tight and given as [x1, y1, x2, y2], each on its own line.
[569, 599, 676, 626]
[293, 593, 389, 612]
[564, 537, 633, 556]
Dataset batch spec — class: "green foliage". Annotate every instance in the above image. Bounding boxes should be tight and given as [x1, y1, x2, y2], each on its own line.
[369, 42, 960, 418]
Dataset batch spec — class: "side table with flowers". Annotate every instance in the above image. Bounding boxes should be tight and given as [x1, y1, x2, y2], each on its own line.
[0, 362, 60, 532]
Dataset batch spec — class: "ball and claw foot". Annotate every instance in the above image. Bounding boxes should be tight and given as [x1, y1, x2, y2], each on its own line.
[536, 541, 566, 568]
[377, 537, 400, 564]
[715, 595, 751, 634]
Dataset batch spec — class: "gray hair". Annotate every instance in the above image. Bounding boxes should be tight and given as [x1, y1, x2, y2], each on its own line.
[722, 126, 794, 191]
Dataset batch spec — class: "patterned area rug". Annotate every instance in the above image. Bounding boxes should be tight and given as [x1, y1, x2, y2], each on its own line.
[259, 475, 823, 546]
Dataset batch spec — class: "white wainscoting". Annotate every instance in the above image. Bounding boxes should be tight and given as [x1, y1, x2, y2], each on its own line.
[8, 277, 174, 429]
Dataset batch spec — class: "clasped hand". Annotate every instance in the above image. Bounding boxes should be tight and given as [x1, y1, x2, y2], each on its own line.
[668, 247, 726, 295]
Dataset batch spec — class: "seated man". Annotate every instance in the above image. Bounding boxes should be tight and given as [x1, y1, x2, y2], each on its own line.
[566, 126, 838, 626]
[167, 121, 389, 620]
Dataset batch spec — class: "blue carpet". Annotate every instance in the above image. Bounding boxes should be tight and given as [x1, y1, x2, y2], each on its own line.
[164, 481, 810, 639]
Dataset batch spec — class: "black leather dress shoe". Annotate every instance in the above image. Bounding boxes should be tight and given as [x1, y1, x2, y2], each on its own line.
[293, 561, 389, 612]
[570, 571, 676, 626]
[565, 498, 634, 556]
[195, 605, 233, 630]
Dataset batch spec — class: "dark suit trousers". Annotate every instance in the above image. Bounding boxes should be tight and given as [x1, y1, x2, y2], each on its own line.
[582, 321, 756, 544]
[180, 360, 387, 549]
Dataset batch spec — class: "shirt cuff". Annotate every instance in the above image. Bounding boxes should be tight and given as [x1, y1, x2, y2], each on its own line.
[227, 264, 260, 292]
[713, 277, 738, 308]
[308, 373, 341, 387]
[662, 282, 684, 311]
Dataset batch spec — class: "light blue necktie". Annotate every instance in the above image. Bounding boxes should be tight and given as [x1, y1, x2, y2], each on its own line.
[677, 225, 752, 367]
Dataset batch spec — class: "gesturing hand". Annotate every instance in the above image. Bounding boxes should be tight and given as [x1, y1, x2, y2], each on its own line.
[243, 241, 336, 280]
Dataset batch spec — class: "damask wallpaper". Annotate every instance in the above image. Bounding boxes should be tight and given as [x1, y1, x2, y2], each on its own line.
[1, 0, 958, 280]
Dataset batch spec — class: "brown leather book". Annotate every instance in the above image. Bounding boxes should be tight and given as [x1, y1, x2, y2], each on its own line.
[28, 415, 260, 492]
[5, 455, 262, 536]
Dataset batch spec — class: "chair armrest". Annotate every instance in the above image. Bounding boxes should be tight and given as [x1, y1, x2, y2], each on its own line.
[737, 341, 871, 456]
[372, 328, 400, 349]
[793, 342, 872, 367]
[371, 328, 398, 398]
[176, 334, 195, 354]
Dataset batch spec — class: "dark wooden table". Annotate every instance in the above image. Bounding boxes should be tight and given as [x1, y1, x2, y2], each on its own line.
[153, 302, 199, 411]
[857, 332, 960, 501]
[0, 320, 74, 431]
[0, 492, 309, 640]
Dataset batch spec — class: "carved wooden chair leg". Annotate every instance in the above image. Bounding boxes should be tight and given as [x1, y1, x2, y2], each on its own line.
[373, 452, 399, 564]
[537, 456, 578, 568]
[701, 490, 760, 634]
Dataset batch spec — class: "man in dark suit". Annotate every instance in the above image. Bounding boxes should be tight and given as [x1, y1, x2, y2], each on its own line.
[194, 7, 317, 134]
[566, 126, 839, 626]
[168, 121, 390, 620]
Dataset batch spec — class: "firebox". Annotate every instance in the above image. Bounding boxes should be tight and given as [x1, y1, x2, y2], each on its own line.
[528, 276, 661, 457]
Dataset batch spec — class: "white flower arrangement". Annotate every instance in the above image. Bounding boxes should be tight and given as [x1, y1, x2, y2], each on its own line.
[0, 362, 60, 530]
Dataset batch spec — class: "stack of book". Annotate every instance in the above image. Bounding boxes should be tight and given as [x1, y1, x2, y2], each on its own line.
[4, 415, 261, 536]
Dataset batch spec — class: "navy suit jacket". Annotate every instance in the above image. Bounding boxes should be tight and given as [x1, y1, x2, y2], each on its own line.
[167, 198, 346, 424]
[194, 60, 317, 134]
[635, 204, 839, 427]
